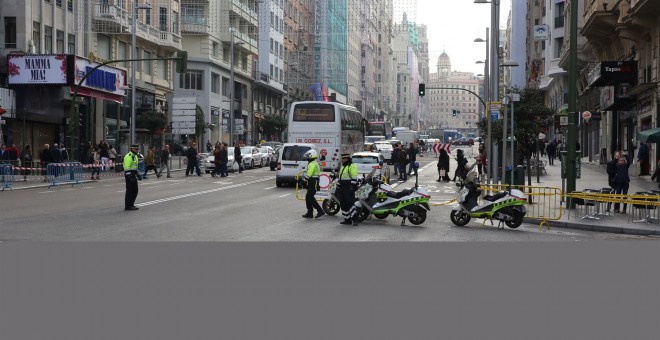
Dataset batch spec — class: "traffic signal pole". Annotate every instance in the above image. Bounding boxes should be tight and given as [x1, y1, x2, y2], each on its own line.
[566, 0, 578, 208]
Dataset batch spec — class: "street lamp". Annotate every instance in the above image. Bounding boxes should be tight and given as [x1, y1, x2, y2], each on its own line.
[130, 1, 152, 147]
[499, 60, 519, 187]
[229, 28, 245, 147]
[475, 28, 490, 184]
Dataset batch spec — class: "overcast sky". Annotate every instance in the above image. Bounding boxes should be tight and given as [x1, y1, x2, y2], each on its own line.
[416, 0, 512, 76]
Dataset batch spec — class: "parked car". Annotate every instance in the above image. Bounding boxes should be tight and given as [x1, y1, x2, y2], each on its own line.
[452, 137, 474, 146]
[165, 140, 188, 156]
[261, 141, 283, 149]
[203, 149, 238, 174]
[373, 141, 394, 164]
[258, 146, 276, 169]
[351, 151, 391, 182]
[240, 146, 263, 169]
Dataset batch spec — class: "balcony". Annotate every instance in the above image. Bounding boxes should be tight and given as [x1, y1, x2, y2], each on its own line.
[630, 0, 660, 17]
[136, 23, 182, 50]
[231, 0, 258, 22]
[92, 3, 130, 33]
[181, 16, 210, 34]
[580, 0, 618, 40]
[547, 58, 567, 78]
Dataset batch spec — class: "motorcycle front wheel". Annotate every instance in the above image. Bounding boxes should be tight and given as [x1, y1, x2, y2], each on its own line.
[505, 207, 524, 228]
[322, 199, 340, 216]
[450, 210, 471, 226]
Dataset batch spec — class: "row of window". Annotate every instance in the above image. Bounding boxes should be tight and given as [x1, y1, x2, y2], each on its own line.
[179, 70, 247, 101]
[44, 0, 74, 12]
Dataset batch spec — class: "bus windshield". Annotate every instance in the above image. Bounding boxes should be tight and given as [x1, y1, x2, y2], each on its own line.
[292, 103, 335, 122]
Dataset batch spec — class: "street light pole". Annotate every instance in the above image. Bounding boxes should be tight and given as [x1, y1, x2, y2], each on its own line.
[130, 2, 152, 147]
[475, 28, 490, 184]
[229, 31, 235, 147]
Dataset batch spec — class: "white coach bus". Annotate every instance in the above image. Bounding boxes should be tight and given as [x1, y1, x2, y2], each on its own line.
[287, 101, 366, 171]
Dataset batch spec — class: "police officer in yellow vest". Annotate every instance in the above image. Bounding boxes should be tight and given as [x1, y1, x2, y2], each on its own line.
[302, 150, 325, 219]
[123, 144, 142, 210]
[337, 153, 358, 225]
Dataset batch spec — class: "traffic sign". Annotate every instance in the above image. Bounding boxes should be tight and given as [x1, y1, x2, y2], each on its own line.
[319, 174, 331, 189]
[582, 111, 592, 120]
[491, 110, 499, 121]
[320, 149, 328, 157]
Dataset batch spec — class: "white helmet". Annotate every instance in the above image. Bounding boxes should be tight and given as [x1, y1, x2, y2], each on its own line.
[465, 171, 478, 183]
[303, 150, 318, 161]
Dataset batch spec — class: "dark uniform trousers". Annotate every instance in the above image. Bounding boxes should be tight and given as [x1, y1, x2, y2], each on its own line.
[305, 178, 323, 213]
[125, 171, 139, 208]
[337, 181, 356, 215]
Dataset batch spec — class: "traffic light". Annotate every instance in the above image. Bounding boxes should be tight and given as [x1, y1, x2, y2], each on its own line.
[176, 51, 188, 73]
[418, 83, 425, 97]
[452, 109, 457, 116]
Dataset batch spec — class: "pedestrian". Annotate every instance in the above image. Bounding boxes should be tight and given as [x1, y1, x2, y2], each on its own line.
[212, 144, 222, 177]
[452, 149, 468, 182]
[418, 139, 425, 157]
[391, 143, 400, 176]
[157, 144, 171, 178]
[337, 153, 358, 225]
[185, 142, 202, 176]
[475, 148, 487, 176]
[108, 144, 117, 170]
[60, 144, 69, 162]
[397, 144, 408, 181]
[612, 156, 630, 214]
[40, 144, 54, 182]
[50, 143, 63, 163]
[301, 150, 325, 219]
[99, 142, 110, 172]
[546, 141, 557, 165]
[651, 160, 660, 189]
[21, 144, 33, 176]
[605, 151, 619, 212]
[234, 142, 244, 173]
[437, 147, 451, 182]
[3, 144, 19, 164]
[90, 147, 101, 180]
[220, 143, 230, 176]
[637, 141, 650, 176]
[407, 142, 418, 176]
[123, 145, 141, 210]
[143, 145, 158, 178]
[206, 141, 212, 153]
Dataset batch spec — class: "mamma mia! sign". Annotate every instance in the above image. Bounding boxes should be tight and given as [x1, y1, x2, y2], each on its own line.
[7, 55, 68, 84]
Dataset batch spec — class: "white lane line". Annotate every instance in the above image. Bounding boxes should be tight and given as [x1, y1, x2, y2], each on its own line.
[263, 186, 276, 190]
[278, 193, 292, 198]
[136, 176, 275, 207]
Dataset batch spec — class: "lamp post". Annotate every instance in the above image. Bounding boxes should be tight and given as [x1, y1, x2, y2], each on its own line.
[130, 1, 152, 147]
[475, 29, 490, 184]
[229, 29, 245, 147]
[498, 60, 518, 185]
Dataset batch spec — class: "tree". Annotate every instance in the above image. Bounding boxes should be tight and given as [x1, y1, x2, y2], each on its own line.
[136, 109, 167, 133]
[260, 114, 287, 141]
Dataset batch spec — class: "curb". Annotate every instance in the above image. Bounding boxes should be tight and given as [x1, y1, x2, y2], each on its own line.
[525, 217, 660, 236]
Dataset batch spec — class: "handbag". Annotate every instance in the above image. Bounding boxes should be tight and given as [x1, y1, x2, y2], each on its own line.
[439, 168, 446, 177]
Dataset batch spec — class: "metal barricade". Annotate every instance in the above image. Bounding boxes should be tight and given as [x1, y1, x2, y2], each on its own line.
[482, 184, 563, 229]
[47, 162, 84, 188]
[0, 164, 14, 191]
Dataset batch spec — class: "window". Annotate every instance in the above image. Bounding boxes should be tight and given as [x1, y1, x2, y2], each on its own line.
[222, 77, 229, 96]
[211, 73, 220, 94]
[68, 0, 73, 12]
[4, 17, 16, 48]
[67, 33, 75, 54]
[97, 34, 110, 59]
[159, 7, 167, 32]
[32, 22, 40, 53]
[156, 58, 166, 80]
[118, 41, 127, 67]
[145, 8, 151, 25]
[56, 0, 62, 7]
[44, 26, 53, 53]
[143, 51, 151, 75]
[212, 41, 220, 58]
[56, 30, 64, 53]
[179, 70, 203, 90]
[172, 11, 178, 34]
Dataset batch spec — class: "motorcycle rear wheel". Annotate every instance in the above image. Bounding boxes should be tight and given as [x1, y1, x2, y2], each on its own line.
[505, 208, 524, 228]
[407, 208, 426, 225]
[322, 199, 340, 216]
[450, 210, 471, 226]
[357, 208, 370, 222]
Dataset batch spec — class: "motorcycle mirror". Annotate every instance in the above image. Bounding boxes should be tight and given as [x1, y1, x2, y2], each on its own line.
[456, 182, 461, 187]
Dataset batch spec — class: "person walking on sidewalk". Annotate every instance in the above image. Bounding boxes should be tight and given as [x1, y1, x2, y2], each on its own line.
[185, 143, 202, 176]
[637, 141, 650, 176]
[546, 141, 556, 165]
[612, 156, 630, 214]
[143, 145, 159, 179]
[157, 144, 171, 178]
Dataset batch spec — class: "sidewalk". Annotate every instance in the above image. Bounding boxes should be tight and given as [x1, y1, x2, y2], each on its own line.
[516, 155, 660, 236]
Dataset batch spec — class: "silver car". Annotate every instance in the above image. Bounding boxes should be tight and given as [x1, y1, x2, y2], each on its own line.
[258, 146, 275, 168]
[351, 152, 391, 182]
[240, 146, 263, 169]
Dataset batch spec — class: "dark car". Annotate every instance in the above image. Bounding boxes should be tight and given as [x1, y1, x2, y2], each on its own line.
[165, 141, 188, 156]
[452, 137, 474, 146]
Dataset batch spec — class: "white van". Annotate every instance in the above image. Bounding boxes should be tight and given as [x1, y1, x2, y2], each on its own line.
[275, 143, 318, 187]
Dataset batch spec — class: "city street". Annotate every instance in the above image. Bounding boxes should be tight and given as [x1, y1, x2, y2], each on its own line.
[0, 145, 651, 242]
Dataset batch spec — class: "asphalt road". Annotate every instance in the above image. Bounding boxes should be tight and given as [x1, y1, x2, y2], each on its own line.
[0, 145, 650, 241]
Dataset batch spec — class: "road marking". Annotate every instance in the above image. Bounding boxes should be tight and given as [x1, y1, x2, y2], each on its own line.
[136, 176, 275, 207]
[278, 193, 292, 198]
[264, 186, 276, 190]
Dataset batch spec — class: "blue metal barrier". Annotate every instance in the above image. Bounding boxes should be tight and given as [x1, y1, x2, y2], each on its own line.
[47, 162, 84, 189]
[0, 164, 14, 191]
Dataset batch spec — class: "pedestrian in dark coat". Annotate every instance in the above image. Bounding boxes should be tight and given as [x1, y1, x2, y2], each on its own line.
[613, 156, 630, 214]
[437, 148, 451, 182]
[234, 142, 243, 173]
[546, 141, 557, 165]
[185, 142, 202, 176]
[452, 149, 468, 182]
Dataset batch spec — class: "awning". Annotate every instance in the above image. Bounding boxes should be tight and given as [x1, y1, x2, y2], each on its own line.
[637, 127, 660, 143]
[72, 88, 124, 104]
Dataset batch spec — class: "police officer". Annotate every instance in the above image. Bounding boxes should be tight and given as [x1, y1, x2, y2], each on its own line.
[124, 145, 142, 210]
[337, 153, 358, 225]
[302, 150, 325, 219]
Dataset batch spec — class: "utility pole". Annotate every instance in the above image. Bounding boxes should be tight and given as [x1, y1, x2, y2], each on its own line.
[566, 0, 578, 206]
